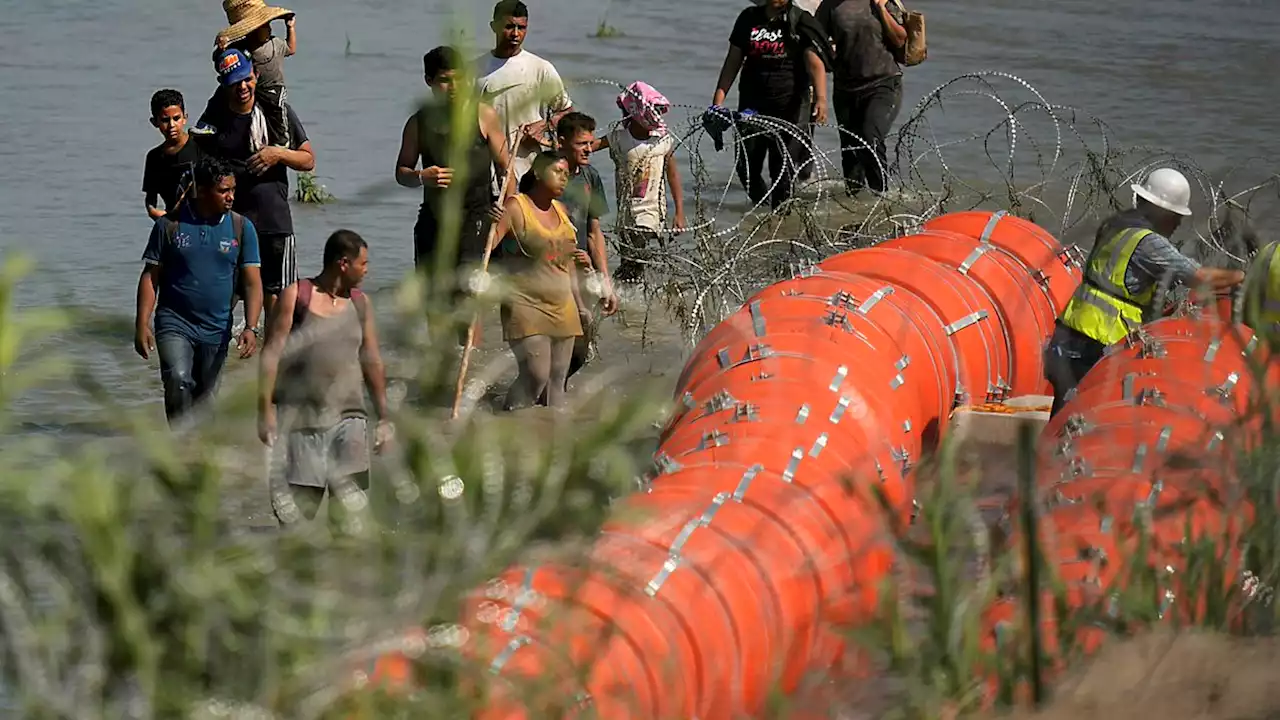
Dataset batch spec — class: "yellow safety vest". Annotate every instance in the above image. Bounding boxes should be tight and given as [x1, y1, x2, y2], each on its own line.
[1059, 226, 1155, 346]
[1243, 240, 1280, 342]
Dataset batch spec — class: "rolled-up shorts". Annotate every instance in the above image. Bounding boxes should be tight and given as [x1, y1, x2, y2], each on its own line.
[282, 416, 370, 488]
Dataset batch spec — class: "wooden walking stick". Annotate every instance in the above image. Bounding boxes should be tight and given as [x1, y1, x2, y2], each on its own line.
[450, 148, 520, 420]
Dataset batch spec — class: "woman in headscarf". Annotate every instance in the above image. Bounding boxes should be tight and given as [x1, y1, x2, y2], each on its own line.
[488, 150, 587, 409]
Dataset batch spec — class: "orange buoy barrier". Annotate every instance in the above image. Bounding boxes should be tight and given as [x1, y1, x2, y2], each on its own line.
[985, 313, 1272, 701]
[360, 211, 1088, 717]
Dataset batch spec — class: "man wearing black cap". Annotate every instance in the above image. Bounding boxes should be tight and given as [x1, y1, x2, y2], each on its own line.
[193, 48, 316, 327]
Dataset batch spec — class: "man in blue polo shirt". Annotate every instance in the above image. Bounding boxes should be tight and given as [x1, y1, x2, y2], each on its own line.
[134, 156, 265, 425]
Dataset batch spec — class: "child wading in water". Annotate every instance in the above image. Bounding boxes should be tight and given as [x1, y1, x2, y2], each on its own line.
[197, 0, 298, 147]
[594, 81, 686, 283]
[142, 89, 203, 219]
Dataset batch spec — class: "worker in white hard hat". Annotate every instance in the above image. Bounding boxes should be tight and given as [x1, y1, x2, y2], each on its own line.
[1045, 167, 1246, 416]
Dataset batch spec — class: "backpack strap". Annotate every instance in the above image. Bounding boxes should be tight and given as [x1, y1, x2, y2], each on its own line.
[292, 277, 314, 330]
[230, 211, 246, 264]
[291, 278, 367, 331]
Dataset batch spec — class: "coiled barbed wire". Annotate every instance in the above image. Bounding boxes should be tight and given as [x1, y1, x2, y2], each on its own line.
[572, 72, 1279, 344]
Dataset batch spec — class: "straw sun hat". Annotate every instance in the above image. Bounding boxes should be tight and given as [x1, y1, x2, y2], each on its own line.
[217, 0, 294, 44]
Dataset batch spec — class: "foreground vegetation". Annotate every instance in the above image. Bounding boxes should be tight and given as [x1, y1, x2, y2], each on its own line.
[4, 249, 1279, 719]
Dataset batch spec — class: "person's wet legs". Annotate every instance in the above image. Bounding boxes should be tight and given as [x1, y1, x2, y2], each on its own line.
[834, 77, 902, 195]
[545, 337, 576, 408]
[504, 335, 552, 411]
[766, 102, 813, 208]
[734, 131, 771, 206]
[156, 334, 229, 425]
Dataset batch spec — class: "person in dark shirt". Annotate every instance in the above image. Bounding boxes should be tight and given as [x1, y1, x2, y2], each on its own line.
[143, 89, 203, 219]
[816, 0, 908, 195]
[394, 45, 509, 345]
[193, 49, 316, 322]
[134, 157, 264, 426]
[712, 0, 830, 209]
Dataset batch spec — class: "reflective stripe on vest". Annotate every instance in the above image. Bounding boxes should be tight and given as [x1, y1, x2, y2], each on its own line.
[1060, 227, 1153, 346]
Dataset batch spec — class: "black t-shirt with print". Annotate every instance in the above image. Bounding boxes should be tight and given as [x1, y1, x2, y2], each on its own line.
[142, 139, 203, 211]
[729, 5, 810, 115]
[194, 102, 309, 236]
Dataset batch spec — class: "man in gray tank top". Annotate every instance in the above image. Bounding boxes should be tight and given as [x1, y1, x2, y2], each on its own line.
[257, 229, 393, 527]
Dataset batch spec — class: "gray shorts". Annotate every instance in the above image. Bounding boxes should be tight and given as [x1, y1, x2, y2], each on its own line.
[281, 416, 370, 488]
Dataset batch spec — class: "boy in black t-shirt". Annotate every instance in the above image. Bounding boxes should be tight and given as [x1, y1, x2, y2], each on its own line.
[142, 89, 202, 219]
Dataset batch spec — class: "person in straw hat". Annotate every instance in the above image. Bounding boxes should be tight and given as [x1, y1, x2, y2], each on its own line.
[206, 0, 298, 148]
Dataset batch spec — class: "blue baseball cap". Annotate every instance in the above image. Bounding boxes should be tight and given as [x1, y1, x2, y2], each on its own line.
[216, 49, 254, 86]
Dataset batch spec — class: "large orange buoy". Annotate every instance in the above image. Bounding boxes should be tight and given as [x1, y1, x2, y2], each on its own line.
[923, 209, 1083, 314]
[880, 231, 1055, 396]
[982, 313, 1268, 705]
[746, 271, 956, 439]
[369, 211, 1248, 720]
[820, 247, 1011, 404]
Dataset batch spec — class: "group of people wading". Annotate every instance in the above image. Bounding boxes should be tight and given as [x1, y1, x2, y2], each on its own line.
[130, 0, 1280, 528]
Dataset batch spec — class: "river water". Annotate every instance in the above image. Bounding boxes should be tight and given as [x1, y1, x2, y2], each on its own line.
[1, 0, 1278, 434]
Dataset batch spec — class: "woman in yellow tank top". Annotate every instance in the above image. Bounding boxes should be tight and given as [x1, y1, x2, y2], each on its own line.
[488, 151, 587, 409]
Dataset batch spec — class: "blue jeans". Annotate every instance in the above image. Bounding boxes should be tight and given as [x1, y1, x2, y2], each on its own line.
[1043, 322, 1106, 417]
[156, 333, 229, 424]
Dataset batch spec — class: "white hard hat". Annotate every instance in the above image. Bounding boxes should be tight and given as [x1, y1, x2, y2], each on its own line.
[1131, 167, 1192, 216]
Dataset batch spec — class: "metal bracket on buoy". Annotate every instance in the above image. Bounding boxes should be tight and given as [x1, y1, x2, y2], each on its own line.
[794, 404, 811, 424]
[698, 430, 730, 450]
[823, 308, 854, 332]
[958, 244, 991, 275]
[1202, 338, 1222, 363]
[796, 264, 820, 278]
[830, 290, 857, 310]
[944, 310, 989, 335]
[891, 446, 912, 475]
[890, 355, 911, 391]
[1206, 430, 1225, 452]
[856, 285, 895, 315]
[1206, 372, 1240, 403]
[645, 492, 729, 596]
[654, 452, 681, 475]
[1061, 244, 1087, 269]
[1063, 456, 1091, 479]
[1133, 387, 1166, 407]
[748, 300, 767, 337]
[733, 403, 759, 422]
[704, 389, 738, 414]
[1061, 413, 1091, 439]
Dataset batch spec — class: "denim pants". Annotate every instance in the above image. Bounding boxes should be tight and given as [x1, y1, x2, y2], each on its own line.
[833, 76, 903, 194]
[1043, 322, 1106, 417]
[156, 333, 229, 424]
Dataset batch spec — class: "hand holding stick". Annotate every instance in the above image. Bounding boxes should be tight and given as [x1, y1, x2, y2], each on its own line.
[450, 149, 520, 420]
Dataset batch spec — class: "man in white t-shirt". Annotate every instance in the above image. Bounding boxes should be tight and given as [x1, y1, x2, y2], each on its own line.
[474, 0, 575, 187]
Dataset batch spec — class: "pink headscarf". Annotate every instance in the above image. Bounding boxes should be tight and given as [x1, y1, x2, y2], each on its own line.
[616, 81, 670, 136]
